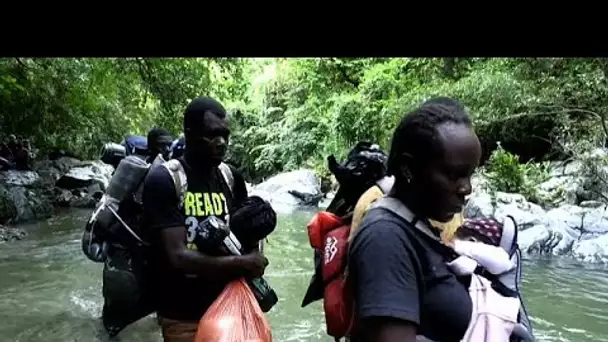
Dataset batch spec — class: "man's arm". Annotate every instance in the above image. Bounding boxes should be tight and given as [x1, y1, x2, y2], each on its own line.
[142, 165, 264, 279]
[159, 226, 255, 279]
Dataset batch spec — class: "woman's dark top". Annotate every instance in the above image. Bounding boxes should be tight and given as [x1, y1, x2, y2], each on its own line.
[348, 206, 473, 342]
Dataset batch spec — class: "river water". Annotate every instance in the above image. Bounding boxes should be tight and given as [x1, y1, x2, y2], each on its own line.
[1, 209, 607, 342]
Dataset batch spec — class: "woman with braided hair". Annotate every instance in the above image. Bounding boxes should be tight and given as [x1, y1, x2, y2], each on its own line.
[348, 100, 482, 342]
[349, 97, 468, 243]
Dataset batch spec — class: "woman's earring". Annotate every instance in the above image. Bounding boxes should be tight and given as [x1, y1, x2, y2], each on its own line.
[401, 166, 413, 183]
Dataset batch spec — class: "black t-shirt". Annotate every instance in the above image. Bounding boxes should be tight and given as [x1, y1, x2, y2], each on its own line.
[141, 158, 248, 321]
[348, 207, 472, 342]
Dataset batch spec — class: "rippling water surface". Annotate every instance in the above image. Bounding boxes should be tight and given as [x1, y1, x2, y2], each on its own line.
[0, 209, 607, 341]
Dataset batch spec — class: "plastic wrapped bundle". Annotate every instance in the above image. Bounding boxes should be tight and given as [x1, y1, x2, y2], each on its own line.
[106, 155, 150, 202]
[195, 279, 272, 342]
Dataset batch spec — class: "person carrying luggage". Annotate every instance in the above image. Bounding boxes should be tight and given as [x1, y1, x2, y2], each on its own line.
[141, 97, 267, 342]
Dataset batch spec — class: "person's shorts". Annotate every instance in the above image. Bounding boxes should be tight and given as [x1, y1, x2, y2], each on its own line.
[158, 316, 198, 342]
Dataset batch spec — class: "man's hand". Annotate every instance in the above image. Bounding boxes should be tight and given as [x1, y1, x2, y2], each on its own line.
[238, 251, 267, 278]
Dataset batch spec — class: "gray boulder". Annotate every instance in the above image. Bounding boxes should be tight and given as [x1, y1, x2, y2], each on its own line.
[465, 191, 546, 230]
[571, 234, 608, 263]
[250, 169, 322, 214]
[465, 188, 608, 262]
[537, 148, 608, 207]
[0, 171, 53, 224]
[0, 158, 114, 224]
[55, 161, 114, 191]
[34, 157, 82, 187]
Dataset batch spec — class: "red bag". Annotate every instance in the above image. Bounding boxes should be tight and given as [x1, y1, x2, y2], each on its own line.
[306, 212, 356, 339]
[195, 279, 272, 342]
[307, 211, 343, 249]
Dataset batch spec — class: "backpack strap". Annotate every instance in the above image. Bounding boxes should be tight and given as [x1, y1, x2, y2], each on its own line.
[500, 215, 518, 256]
[162, 159, 188, 209]
[162, 160, 234, 207]
[218, 162, 235, 197]
[371, 196, 442, 243]
[375, 176, 395, 194]
[368, 196, 460, 270]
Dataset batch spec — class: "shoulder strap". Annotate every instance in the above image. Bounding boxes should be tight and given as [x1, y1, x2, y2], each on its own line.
[218, 162, 235, 196]
[500, 215, 518, 256]
[375, 176, 395, 194]
[162, 159, 188, 209]
[370, 196, 461, 264]
[371, 196, 442, 243]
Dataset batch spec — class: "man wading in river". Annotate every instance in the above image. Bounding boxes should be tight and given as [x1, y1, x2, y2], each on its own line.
[141, 97, 266, 342]
[146, 127, 174, 163]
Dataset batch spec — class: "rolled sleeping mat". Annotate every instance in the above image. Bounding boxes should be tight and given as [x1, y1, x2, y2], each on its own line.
[106, 156, 150, 202]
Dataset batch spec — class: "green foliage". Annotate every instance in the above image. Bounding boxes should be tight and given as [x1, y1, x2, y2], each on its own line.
[2, 57, 608, 190]
[0, 58, 244, 159]
[485, 144, 551, 202]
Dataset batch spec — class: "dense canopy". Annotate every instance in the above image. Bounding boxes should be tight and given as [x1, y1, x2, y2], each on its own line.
[1, 57, 606, 185]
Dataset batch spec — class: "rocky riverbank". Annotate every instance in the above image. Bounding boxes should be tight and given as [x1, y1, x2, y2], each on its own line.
[0, 225, 26, 242]
[466, 150, 608, 263]
[0, 157, 113, 225]
[254, 153, 608, 264]
[3, 150, 608, 264]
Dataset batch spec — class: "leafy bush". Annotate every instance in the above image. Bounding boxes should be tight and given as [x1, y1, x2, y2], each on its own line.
[485, 143, 550, 202]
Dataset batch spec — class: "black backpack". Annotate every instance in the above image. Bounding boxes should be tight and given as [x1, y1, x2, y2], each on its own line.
[302, 141, 389, 308]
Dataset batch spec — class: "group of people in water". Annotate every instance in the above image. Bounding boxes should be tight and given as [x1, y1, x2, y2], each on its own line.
[85, 95, 533, 342]
[0, 134, 34, 171]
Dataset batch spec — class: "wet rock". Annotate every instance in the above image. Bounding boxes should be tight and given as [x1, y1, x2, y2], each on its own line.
[0, 224, 27, 242]
[70, 196, 98, 209]
[250, 169, 321, 214]
[53, 185, 104, 209]
[54, 189, 74, 207]
[0, 170, 40, 187]
[34, 157, 83, 187]
[55, 161, 114, 191]
[518, 221, 578, 257]
[537, 149, 608, 207]
[0, 158, 114, 224]
[465, 188, 608, 262]
[465, 191, 546, 230]
[0, 179, 53, 224]
[288, 189, 324, 206]
[464, 192, 494, 219]
[571, 234, 608, 263]
[320, 177, 333, 195]
[461, 148, 608, 263]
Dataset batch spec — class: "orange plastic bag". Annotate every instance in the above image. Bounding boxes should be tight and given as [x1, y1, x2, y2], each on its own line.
[195, 278, 273, 342]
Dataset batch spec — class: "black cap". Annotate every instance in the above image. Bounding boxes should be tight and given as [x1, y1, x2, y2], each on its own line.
[184, 97, 227, 132]
[147, 127, 171, 144]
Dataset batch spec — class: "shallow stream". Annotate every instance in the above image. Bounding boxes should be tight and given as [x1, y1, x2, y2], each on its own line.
[0, 210, 607, 341]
